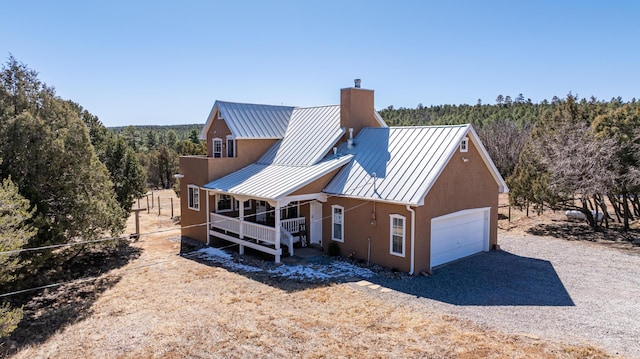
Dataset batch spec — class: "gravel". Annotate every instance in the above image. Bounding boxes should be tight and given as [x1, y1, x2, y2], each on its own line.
[348, 233, 640, 358]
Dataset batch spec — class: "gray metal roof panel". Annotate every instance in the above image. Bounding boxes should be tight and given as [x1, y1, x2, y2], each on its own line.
[257, 105, 343, 166]
[216, 101, 295, 139]
[203, 154, 353, 200]
[323, 125, 470, 205]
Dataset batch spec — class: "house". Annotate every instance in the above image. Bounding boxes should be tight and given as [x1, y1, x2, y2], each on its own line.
[178, 81, 508, 274]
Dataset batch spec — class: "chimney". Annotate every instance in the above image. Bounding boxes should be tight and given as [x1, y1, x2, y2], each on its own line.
[340, 79, 379, 138]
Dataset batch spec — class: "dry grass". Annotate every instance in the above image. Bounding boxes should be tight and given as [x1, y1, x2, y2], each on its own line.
[2, 190, 617, 358]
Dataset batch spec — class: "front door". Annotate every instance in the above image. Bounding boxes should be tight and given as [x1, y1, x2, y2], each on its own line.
[256, 201, 267, 224]
[310, 201, 322, 245]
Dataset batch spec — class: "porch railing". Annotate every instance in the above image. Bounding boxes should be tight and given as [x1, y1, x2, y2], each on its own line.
[281, 217, 305, 234]
[210, 213, 305, 248]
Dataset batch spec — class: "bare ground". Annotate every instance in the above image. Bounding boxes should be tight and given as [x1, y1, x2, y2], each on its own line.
[1, 190, 632, 358]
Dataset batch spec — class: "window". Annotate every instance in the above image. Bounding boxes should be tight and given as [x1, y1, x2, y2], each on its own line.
[212, 138, 223, 158]
[282, 201, 299, 219]
[226, 136, 236, 158]
[234, 199, 253, 210]
[460, 137, 469, 153]
[187, 185, 200, 211]
[332, 205, 344, 242]
[389, 214, 405, 256]
[216, 194, 233, 212]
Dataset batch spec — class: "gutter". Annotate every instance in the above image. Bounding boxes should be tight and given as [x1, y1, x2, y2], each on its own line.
[406, 205, 416, 275]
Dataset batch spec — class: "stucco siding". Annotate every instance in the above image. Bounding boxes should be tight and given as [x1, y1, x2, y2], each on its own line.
[414, 139, 499, 273]
[322, 197, 414, 272]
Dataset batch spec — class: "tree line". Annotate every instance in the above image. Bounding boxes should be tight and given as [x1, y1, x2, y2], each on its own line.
[379, 95, 640, 231]
[108, 124, 205, 191]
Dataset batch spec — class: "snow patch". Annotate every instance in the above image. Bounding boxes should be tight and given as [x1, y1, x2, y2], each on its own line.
[193, 247, 375, 281]
[195, 247, 262, 272]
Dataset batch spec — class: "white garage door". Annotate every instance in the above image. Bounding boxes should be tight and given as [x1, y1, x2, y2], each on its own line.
[430, 208, 490, 268]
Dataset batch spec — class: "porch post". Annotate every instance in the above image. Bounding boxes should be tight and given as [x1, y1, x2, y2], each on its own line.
[205, 190, 210, 246]
[238, 198, 245, 255]
[274, 202, 281, 263]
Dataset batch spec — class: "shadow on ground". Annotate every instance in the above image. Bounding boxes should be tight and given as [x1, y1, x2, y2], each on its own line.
[181, 237, 337, 292]
[371, 250, 575, 306]
[527, 221, 640, 243]
[1, 241, 141, 356]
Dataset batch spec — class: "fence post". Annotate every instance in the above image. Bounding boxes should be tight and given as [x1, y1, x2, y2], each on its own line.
[171, 198, 174, 218]
[508, 204, 511, 223]
[146, 196, 150, 214]
[158, 196, 161, 216]
[151, 191, 154, 208]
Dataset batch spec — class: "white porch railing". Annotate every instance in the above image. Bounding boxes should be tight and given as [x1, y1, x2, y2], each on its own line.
[210, 212, 241, 234]
[209, 213, 305, 258]
[210, 212, 277, 244]
[243, 220, 275, 244]
[281, 217, 305, 234]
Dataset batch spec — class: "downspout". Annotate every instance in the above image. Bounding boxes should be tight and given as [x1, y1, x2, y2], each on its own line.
[206, 189, 210, 246]
[406, 205, 416, 275]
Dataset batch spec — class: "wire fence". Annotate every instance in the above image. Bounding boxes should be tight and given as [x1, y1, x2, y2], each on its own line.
[135, 191, 181, 218]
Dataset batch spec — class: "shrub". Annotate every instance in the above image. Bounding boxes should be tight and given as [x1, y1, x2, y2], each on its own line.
[327, 242, 340, 257]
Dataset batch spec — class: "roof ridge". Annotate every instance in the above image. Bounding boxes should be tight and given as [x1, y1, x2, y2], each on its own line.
[384, 124, 470, 129]
[216, 100, 296, 108]
[294, 104, 339, 110]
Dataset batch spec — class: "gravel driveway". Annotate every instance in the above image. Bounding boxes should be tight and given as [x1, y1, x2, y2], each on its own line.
[349, 233, 640, 358]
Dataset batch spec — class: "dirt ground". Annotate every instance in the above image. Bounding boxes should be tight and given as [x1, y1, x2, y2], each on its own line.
[2, 190, 635, 358]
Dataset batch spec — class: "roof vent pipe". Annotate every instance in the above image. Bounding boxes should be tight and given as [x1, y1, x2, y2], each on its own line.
[333, 147, 337, 156]
[347, 128, 354, 149]
[354, 79, 361, 88]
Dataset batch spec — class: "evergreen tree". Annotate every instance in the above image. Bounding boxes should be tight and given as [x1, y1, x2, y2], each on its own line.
[0, 177, 35, 338]
[0, 57, 126, 260]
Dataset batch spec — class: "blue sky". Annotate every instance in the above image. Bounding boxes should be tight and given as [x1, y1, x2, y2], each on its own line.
[2, 1, 638, 127]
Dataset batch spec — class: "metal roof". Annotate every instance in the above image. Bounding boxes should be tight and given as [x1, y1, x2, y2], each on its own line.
[258, 105, 344, 166]
[203, 154, 353, 200]
[323, 125, 475, 205]
[201, 101, 295, 140]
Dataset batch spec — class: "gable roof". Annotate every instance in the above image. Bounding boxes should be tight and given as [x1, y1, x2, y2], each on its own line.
[258, 105, 344, 166]
[200, 101, 295, 140]
[323, 124, 508, 206]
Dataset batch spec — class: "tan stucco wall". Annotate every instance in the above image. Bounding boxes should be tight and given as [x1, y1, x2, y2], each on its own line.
[413, 139, 499, 274]
[320, 139, 499, 273]
[178, 138, 278, 243]
[206, 116, 232, 157]
[321, 197, 414, 272]
[290, 168, 342, 196]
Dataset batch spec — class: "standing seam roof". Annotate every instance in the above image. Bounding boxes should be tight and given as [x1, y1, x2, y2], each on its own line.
[257, 105, 343, 166]
[322, 125, 470, 205]
[216, 101, 295, 139]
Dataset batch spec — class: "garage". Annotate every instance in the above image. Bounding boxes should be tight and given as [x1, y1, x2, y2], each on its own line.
[430, 208, 490, 268]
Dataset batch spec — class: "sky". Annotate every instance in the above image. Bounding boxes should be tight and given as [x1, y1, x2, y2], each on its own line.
[2, 1, 639, 127]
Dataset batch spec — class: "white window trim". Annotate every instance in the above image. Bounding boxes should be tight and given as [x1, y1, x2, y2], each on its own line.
[226, 135, 236, 158]
[243, 200, 252, 210]
[389, 214, 406, 257]
[212, 137, 223, 158]
[460, 137, 469, 153]
[187, 185, 200, 211]
[216, 194, 234, 213]
[331, 205, 344, 242]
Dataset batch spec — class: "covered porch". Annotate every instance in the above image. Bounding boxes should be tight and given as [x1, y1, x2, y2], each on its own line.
[206, 192, 325, 262]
